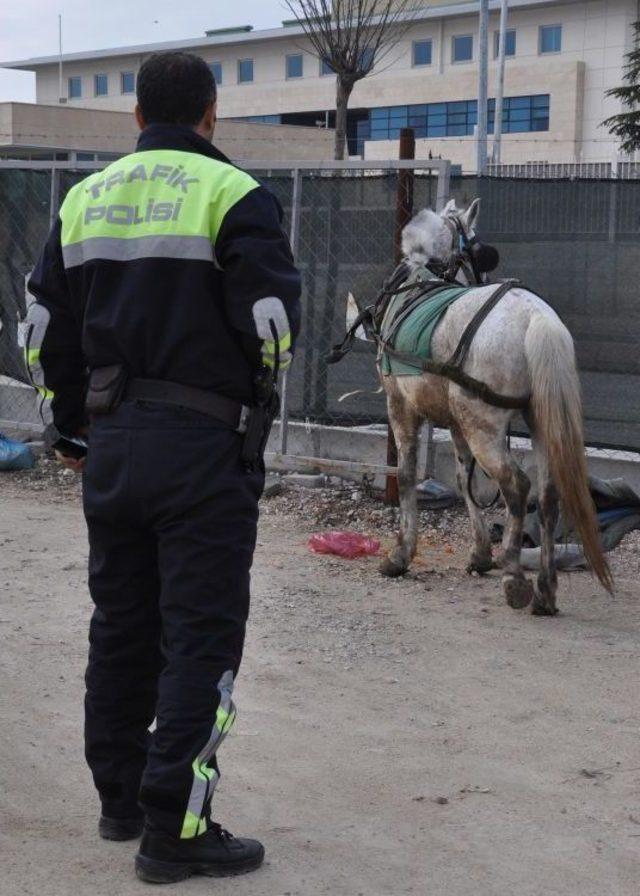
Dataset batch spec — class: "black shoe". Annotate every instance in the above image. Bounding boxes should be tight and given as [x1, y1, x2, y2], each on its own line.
[99, 814, 145, 841]
[135, 822, 265, 884]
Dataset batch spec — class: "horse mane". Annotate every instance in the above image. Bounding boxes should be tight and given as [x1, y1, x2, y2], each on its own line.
[401, 208, 453, 270]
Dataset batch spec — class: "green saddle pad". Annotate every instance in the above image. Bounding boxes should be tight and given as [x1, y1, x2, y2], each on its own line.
[380, 268, 471, 377]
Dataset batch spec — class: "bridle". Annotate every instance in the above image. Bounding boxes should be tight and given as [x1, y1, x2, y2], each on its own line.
[439, 213, 485, 286]
[327, 208, 503, 367]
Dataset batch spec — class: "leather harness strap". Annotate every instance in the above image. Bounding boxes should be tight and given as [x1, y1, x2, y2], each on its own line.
[328, 269, 532, 411]
[378, 278, 530, 410]
[448, 279, 519, 369]
[378, 346, 531, 410]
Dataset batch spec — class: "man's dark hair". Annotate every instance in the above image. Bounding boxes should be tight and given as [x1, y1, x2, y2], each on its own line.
[136, 52, 217, 126]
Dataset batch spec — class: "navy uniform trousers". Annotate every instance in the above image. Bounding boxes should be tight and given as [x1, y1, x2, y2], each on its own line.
[82, 400, 264, 837]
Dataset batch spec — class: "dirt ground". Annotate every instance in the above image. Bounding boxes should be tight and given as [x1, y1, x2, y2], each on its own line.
[1, 464, 640, 896]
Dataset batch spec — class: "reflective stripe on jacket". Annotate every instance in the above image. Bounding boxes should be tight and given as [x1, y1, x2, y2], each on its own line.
[26, 123, 302, 434]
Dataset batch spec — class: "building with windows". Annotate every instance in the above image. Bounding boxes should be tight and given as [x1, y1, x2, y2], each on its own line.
[1, 0, 635, 169]
[0, 102, 334, 162]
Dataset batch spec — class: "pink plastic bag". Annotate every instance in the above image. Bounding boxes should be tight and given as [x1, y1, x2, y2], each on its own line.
[308, 531, 381, 559]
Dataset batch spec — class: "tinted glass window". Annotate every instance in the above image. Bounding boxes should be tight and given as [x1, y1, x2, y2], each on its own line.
[539, 25, 562, 53]
[94, 74, 108, 96]
[359, 47, 375, 71]
[493, 30, 516, 57]
[413, 40, 432, 66]
[68, 76, 81, 98]
[287, 54, 303, 78]
[452, 35, 473, 62]
[238, 59, 254, 83]
[121, 71, 135, 94]
[365, 94, 550, 141]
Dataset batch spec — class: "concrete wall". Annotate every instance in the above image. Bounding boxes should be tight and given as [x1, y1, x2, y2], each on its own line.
[0, 102, 335, 161]
[267, 421, 640, 495]
[23, 0, 636, 167]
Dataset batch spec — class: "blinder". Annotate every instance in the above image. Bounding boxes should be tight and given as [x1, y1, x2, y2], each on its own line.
[468, 237, 500, 274]
[445, 213, 500, 282]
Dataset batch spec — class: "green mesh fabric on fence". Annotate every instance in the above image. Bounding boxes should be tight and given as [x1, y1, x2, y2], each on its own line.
[449, 177, 640, 451]
[1, 166, 639, 451]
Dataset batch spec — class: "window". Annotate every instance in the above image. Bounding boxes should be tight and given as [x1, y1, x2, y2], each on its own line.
[237, 58, 254, 83]
[242, 114, 282, 124]
[320, 57, 335, 76]
[366, 94, 549, 141]
[452, 34, 473, 63]
[286, 54, 303, 79]
[493, 29, 516, 58]
[539, 25, 562, 54]
[68, 76, 82, 99]
[94, 74, 108, 96]
[121, 71, 135, 94]
[359, 47, 375, 71]
[209, 62, 222, 84]
[412, 39, 432, 66]
[489, 94, 550, 133]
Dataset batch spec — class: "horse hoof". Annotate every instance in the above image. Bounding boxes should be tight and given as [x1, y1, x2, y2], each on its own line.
[503, 576, 534, 609]
[466, 556, 494, 576]
[380, 556, 407, 578]
[532, 596, 559, 616]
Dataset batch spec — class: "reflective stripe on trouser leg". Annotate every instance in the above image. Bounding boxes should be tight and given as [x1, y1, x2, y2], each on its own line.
[180, 669, 237, 839]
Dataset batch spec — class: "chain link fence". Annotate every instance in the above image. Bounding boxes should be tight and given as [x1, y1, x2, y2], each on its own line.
[450, 176, 640, 452]
[1, 161, 639, 458]
[0, 167, 52, 430]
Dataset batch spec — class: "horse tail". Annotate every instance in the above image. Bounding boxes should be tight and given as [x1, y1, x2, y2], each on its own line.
[524, 313, 612, 592]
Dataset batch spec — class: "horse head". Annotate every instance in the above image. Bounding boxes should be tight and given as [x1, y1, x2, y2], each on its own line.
[402, 198, 499, 284]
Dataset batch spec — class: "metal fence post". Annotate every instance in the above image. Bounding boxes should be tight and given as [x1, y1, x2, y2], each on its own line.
[279, 167, 303, 457]
[386, 130, 416, 504]
[435, 159, 451, 212]
[49, 165, 61, 228]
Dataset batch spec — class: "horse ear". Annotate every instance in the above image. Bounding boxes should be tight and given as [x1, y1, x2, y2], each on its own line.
[346, 293, 368, 341]
[464, 198, 481, 229]
[442, 198, 456, 215]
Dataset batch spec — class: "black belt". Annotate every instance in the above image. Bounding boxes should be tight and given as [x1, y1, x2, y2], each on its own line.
[125, 378, 250, 433]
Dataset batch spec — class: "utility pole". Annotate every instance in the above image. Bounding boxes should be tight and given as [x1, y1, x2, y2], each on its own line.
[58, 14, 64, 102]
[385, 127, 415, 505]
[492, 0, 508, 166]
[476, 0, 489, 175]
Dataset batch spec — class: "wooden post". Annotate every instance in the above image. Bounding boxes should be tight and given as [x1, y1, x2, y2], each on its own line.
[385, 128, 415, 504]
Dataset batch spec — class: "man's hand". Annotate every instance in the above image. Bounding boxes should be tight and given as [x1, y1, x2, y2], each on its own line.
[55, 450, 85, 473]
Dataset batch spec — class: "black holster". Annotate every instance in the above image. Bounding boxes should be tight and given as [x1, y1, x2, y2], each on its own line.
[241, 389, 279, 472]
[85, 365, 128, 415]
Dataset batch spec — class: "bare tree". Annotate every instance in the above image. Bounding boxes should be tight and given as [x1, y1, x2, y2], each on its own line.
[283, 0, 422, 159]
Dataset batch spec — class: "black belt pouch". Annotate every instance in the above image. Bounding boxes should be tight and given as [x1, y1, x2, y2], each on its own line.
[85, 365, 128, 415]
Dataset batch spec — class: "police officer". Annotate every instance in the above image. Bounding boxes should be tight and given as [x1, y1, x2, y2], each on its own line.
[26, 52, 301, 884]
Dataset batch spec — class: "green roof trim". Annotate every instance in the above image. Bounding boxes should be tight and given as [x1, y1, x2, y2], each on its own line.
[281, 15, 331, 27]
[204, 25, 253, 37]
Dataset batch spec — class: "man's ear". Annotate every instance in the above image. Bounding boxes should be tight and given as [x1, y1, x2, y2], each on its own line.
[134, 104, 146, 131]
[201, 100, 216, 138]
[463, 198, 481, 230]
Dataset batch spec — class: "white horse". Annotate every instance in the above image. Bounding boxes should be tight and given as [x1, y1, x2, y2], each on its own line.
[351, 198, 611, 614]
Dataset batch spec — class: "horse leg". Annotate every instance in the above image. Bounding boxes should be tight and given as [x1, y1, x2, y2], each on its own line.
[380, 392, 422, 578]
[461, 426, 533, 609]
[531, 436, 560, 616]
[450, 425, 493, 574]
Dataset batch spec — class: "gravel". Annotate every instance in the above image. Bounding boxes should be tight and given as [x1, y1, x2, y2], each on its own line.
[4, 457, 639, 581]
